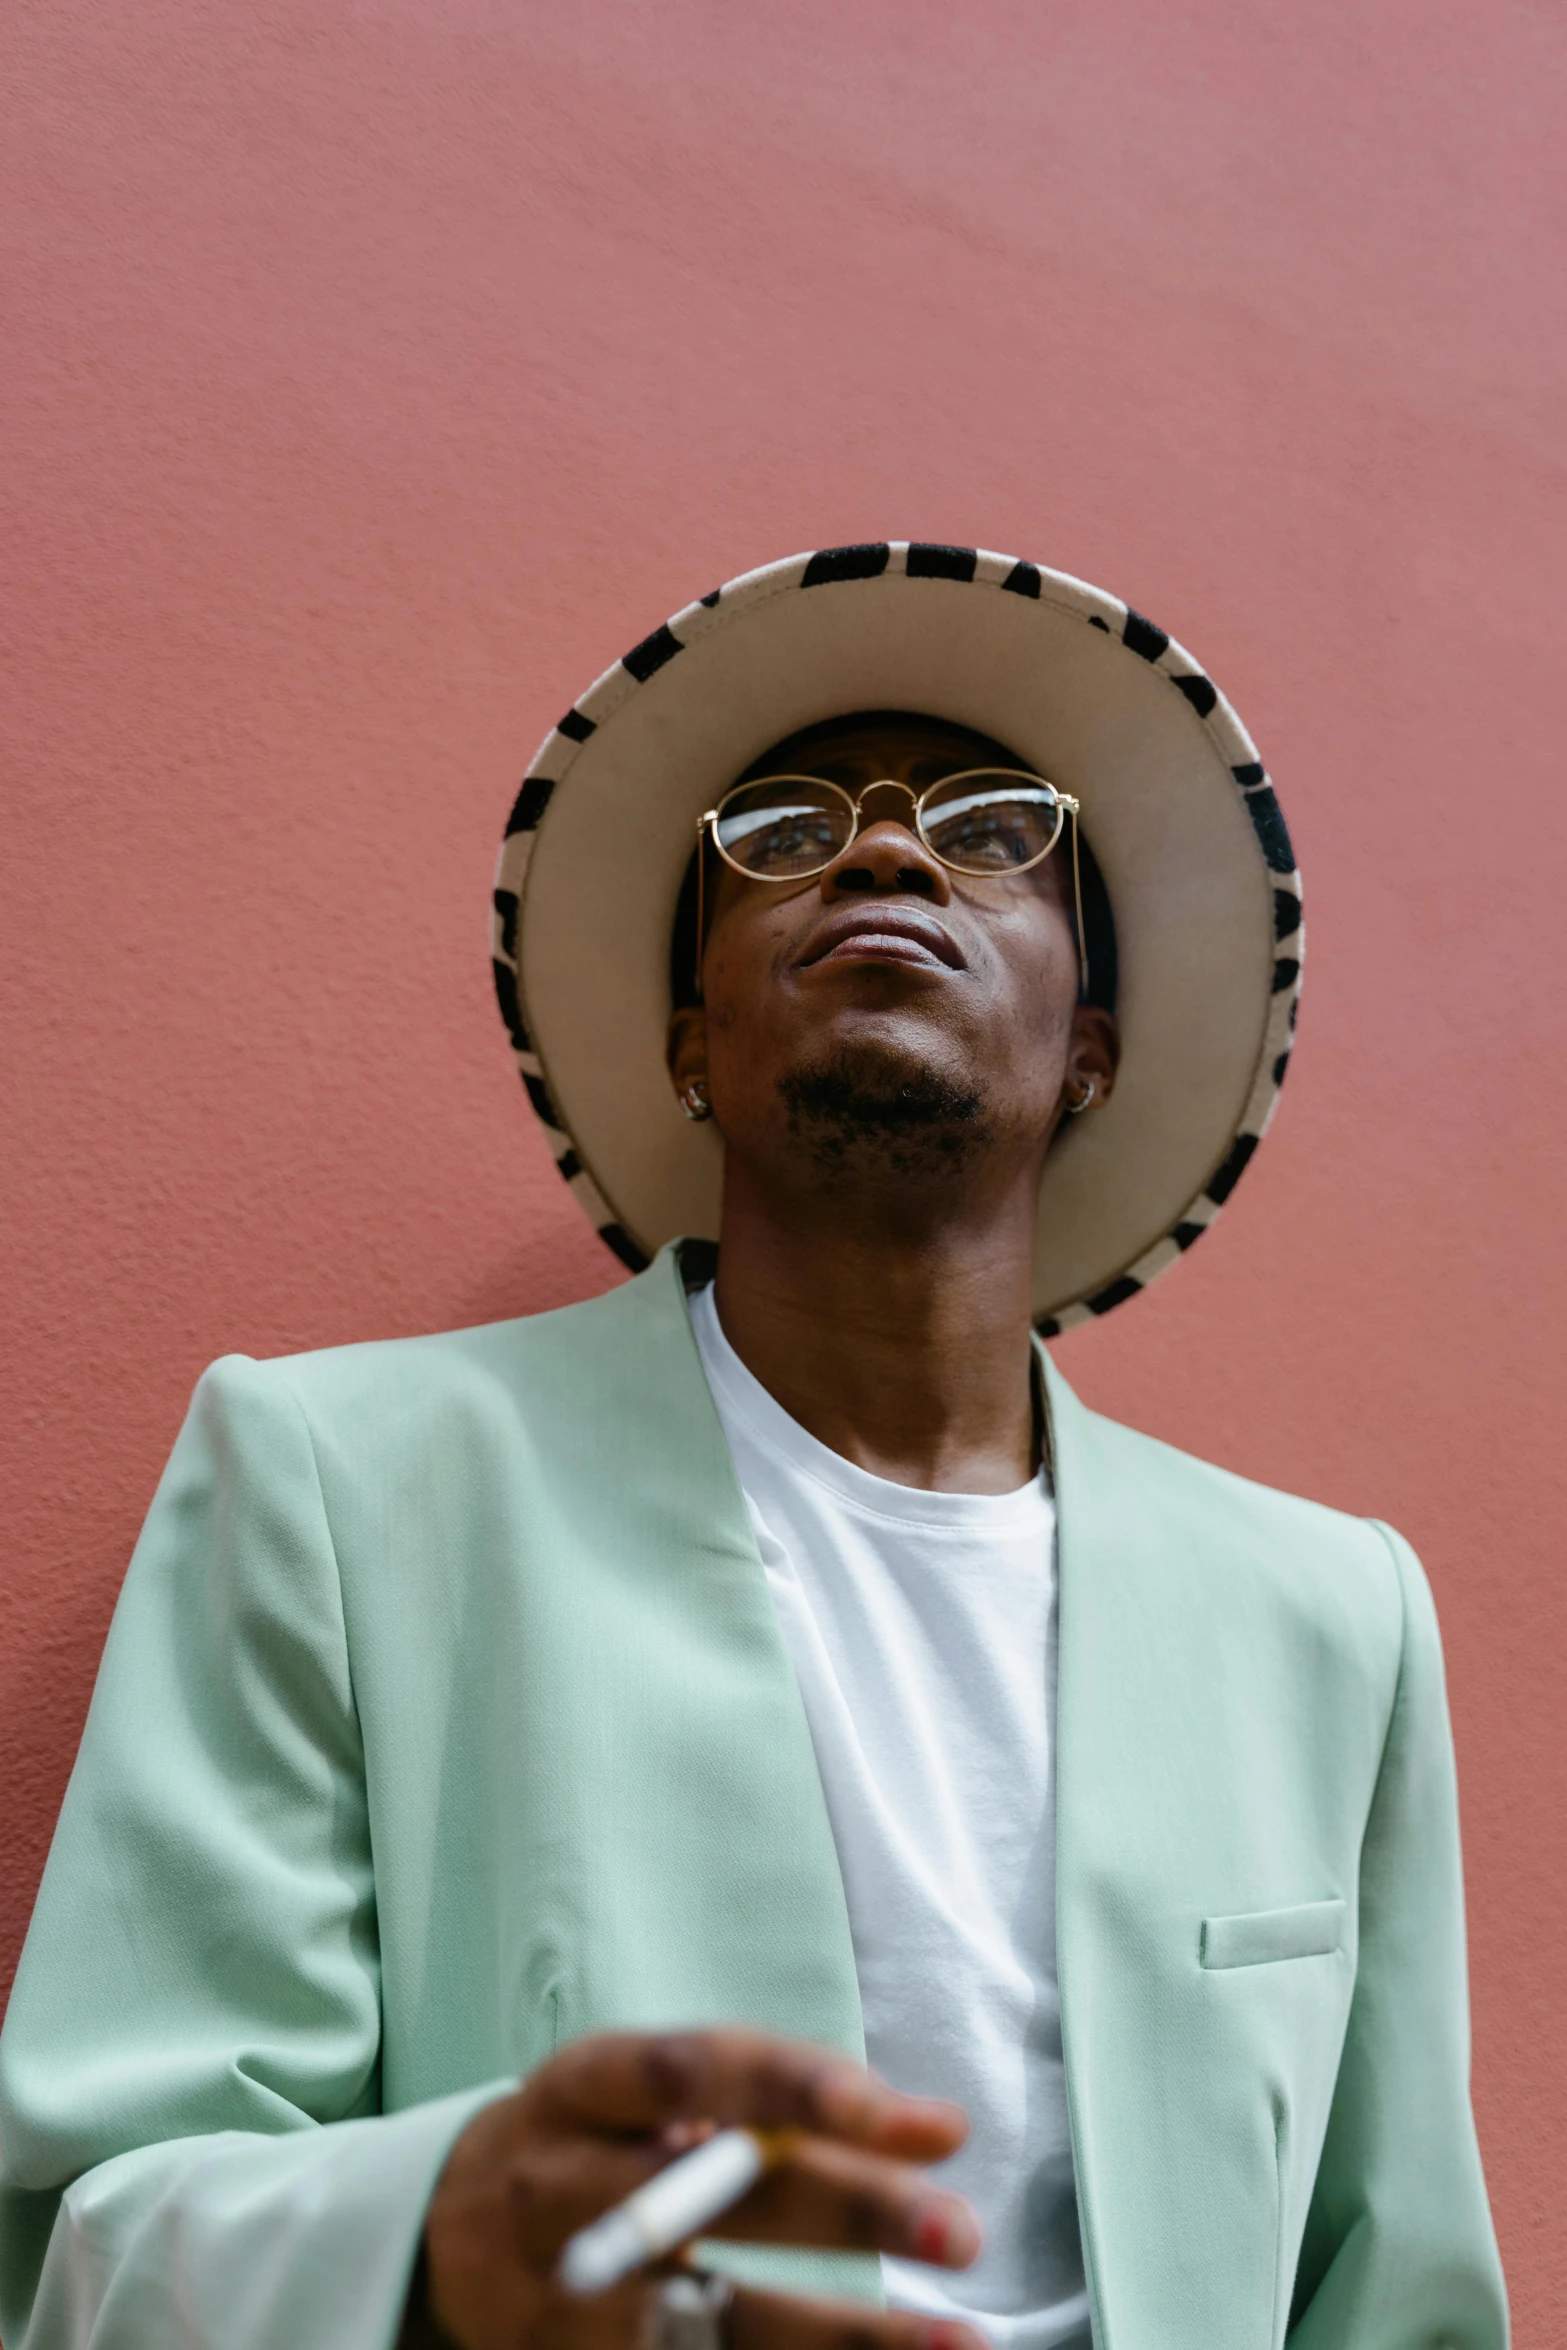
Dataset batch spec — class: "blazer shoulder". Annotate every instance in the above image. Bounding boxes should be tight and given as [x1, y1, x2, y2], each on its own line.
[1050, 1365, 1412, 1667]
[1098, 1402, 1393, 1552]
[195, 1274, 635, 1429]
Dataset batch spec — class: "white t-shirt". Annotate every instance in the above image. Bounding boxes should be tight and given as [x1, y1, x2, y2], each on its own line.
[690, 1286, 1091, 2350]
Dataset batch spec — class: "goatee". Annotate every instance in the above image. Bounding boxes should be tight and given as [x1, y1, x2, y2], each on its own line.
[778, 1047, 993, 1178]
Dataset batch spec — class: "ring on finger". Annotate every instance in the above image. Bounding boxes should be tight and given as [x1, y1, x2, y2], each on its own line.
[646, 2272, 737, 2350]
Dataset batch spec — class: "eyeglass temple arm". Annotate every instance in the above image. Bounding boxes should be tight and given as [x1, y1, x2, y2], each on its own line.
[1068, 803, 1089, 1006]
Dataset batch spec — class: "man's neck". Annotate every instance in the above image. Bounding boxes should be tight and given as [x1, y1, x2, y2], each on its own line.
[710, 1165, 1041, 1495]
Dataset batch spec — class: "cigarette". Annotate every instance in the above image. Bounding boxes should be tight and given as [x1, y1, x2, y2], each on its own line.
[557, 2127, 795, 2294]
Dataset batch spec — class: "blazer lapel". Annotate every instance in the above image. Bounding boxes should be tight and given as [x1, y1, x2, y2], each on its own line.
[535, 1245, 874, 2301]
[1045, 1351, 1316, 2350]
[1047, 1348, 1185, 2350]
[550, 1243, 866, 2054]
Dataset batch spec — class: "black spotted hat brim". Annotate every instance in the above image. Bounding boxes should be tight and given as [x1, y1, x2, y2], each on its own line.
[492, 543, 1300, 1333]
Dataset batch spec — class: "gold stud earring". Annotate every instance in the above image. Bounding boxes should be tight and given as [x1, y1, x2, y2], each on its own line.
[680, 1079, 713, 1123]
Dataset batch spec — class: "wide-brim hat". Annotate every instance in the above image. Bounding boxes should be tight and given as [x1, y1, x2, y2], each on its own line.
[491, 542, 1301, 1333]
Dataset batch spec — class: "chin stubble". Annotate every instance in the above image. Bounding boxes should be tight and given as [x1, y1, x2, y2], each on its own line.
[777, 1050, 993, 1178]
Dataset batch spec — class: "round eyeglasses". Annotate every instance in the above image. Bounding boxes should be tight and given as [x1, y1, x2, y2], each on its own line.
[693, 768, 1088, 996]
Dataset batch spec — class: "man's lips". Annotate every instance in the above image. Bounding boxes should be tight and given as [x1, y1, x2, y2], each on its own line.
[795, 905, 966, 972]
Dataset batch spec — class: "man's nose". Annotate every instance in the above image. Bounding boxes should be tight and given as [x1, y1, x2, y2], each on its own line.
[820, 811, 952, 904]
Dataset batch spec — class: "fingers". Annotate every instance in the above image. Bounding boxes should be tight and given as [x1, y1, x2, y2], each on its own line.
[507, 2138, 687, 2262]
[707, 2137, 981, 2268]
[537, 2032, 966, 2160]
[851, 2101, 970, 2163]
[427, 2096, 678, 2275]
[730, 2283, 988, 2350]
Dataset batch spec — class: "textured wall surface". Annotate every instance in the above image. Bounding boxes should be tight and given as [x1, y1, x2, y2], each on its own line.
[3, 0, 1564, 2331]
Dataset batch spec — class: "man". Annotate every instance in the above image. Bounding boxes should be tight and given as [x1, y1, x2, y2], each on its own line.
[0, 544, 1506, 2350]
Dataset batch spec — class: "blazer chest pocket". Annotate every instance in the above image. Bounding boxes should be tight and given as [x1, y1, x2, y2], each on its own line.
[1201, 1898, 1347, 1970]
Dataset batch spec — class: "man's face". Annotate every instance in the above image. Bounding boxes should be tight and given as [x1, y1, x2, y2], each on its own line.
[667, 716, 1118, 1203]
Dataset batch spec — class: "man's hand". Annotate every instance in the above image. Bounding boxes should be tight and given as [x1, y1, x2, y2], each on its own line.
[416, 2029, 984, 2350]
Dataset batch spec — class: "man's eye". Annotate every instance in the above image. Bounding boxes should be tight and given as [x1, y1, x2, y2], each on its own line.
[940, 814, 1022, 863]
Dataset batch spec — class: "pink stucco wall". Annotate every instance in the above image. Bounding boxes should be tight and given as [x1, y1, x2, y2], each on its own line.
[3, 1, 1563, 2331]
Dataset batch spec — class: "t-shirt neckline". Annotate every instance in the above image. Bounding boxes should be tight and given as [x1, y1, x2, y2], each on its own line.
[689, 1282, 1054, 1533]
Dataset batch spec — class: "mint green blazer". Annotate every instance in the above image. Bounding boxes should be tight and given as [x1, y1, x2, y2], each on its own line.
[0, 1246, 1506, 2349]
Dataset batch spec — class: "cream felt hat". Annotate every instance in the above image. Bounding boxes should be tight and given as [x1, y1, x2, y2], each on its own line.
[491, 542, 1301, 1334]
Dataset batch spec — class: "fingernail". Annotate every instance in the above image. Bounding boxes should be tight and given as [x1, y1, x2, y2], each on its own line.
[914, 2201, 980, 2267]
[913, 2207, 952, 2264]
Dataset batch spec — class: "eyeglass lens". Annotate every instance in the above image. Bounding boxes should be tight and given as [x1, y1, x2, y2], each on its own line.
[713, 771, 1062, 880]
[917, 773, 1063, 874]
[713, 779, 855, 875]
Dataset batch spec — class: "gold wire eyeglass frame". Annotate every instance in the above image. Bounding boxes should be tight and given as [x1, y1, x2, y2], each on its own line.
[693, 770, 1088, 1000]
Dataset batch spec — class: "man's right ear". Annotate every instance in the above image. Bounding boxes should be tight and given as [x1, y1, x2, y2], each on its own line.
[666, 1004, 710, 1105]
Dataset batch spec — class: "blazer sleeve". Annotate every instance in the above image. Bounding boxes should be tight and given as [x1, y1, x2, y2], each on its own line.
[1286, 1524, 1508, 2346]
[0, 1354, 510, 2350]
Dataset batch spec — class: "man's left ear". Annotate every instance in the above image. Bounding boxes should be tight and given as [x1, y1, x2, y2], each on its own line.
[1064, 1005, 1120, 1112]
